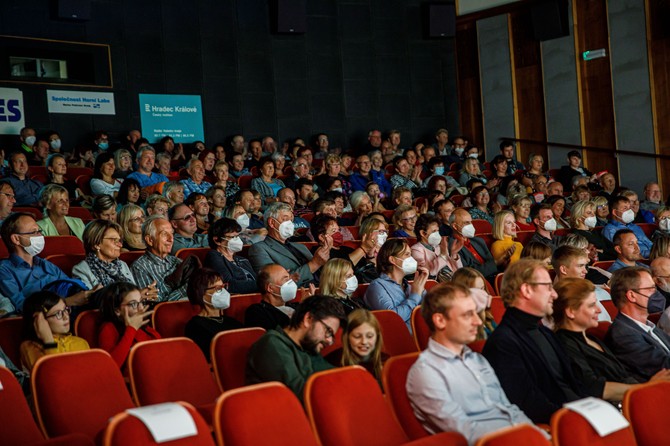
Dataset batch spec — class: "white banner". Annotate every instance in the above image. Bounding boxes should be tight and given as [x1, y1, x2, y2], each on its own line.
[0, 87, 25, 135]
[47, 89, 115, 115]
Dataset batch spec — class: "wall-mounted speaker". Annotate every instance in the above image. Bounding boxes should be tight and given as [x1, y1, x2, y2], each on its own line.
[423, 3, 456, 39]
[270, 0, 306, 34]
[531, 0, 570, 41]
[54, 0, 90, 21]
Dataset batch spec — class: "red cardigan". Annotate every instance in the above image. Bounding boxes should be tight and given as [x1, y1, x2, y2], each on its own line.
[98, 322, 161, 368]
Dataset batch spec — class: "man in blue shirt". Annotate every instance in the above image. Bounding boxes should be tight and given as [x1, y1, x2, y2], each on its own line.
[608, 229, 650, 273]
[0, 213, 92, 312]
[126, 146, 169, 191]
[350, 154, 392, 196]
[602, 196, 653, 258]
[6, 152, 42, 207]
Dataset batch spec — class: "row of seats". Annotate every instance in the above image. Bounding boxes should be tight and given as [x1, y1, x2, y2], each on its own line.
[3, 346, 663, 446]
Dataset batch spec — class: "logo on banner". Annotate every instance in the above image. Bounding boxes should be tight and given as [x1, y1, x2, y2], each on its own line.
[46, 90, 115, 115]
[139, 94, 204, 143]
[0, 88, 25, 135]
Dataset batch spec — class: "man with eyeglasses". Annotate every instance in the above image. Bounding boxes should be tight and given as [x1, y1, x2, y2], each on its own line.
[0, 213, 95, 313]
[448, 209, 498, 283]
[168, 203, 208, 255]
[483, 259, 587, 424]
[0, 180, 16, 225]
[246, 294, 346, 402]
[606, 266, 670, 382]
[407, 283, 543, 444]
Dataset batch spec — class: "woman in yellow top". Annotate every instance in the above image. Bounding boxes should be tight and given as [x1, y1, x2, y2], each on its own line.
[20, 290, 89, 371]
[490, 210, 523, 268]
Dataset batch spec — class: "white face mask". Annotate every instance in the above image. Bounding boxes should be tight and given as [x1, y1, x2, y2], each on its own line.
[24, 135, 36, 147]
[660, 217, 670, 232]
[236, 213, 250, 230]
[377, 232, 388, 246]
[543, 218, 557, 232]
[584, 216, 597, 229]
[226, 236, 244, 253]
[454, 148, 464, 156]
[397, 256, 418, 275]
[427, 231, 442, 247]
[331, 187, 343, 193]
[208, 288, 231, 309]
[620, 209, 635, 224]
[23, 235, 45, 256]
[277, 220, 295, 239]
[460, 223, 476, 239]
[50, 139, 62, 151]
[276, 279, 298, 302]
[344, 276, 358, 296]
[468, 153, 479, 159]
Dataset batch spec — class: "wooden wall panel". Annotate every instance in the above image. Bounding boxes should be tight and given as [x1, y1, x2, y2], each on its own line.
[572, 0, 618, 176]
[509, 10, 548, 166]
[646, 0, 670, 197]
[455, 22, 484, 148]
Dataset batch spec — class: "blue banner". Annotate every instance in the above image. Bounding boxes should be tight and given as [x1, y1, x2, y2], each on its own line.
[139, 94, 204, 143]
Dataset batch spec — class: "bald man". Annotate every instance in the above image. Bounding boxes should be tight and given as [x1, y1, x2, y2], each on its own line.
[448, 208, 499, 282]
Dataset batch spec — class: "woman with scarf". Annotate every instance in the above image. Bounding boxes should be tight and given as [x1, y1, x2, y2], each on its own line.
[72, 220, 158, 299]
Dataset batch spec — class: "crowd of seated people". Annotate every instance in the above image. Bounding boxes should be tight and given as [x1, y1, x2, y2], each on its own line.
[5, 125, 670, 444]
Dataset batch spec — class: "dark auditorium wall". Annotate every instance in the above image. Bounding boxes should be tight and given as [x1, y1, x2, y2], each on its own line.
[0, 0, 459, 151]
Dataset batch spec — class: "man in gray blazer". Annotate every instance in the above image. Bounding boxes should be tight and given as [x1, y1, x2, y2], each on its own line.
[248, 202, 330, 287]
[605, 266, 670, 382]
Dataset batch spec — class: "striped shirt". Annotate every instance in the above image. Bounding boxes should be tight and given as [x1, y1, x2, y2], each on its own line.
[131, 251, 186, 301]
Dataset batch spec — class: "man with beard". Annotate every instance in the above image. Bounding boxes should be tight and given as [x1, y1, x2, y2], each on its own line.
[246, 295, 346, 402]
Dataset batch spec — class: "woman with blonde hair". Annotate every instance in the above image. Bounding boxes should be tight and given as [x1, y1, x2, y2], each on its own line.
[490, 210, 523, 267]
[451, 268, 496, 340]
[319, 258, 366, 314]
[391, 204, 417, 238]
[340, 309, 385, 383]
[118, 204, 146, 251]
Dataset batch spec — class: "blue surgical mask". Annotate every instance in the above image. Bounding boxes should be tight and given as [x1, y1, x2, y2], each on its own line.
[435, 166, 445, 175]
[98, 142, 109, 150]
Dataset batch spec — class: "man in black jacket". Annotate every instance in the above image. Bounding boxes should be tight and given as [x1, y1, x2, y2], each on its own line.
[483, 258, 586, 423]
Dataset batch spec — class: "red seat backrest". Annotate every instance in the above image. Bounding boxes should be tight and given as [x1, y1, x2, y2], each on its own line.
[0, 317, 23, 367]
[371, 310, 418, 357]
[211, 327, 266, 391]
[152, 301, 199, 338]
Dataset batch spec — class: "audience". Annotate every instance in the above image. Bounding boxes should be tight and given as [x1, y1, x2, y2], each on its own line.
[0, 213, 92, 312]
[603, 196, 653, 258]
[605, 266, 670, 381]
[483, 259, 586, 423]
[249, 202, 329, 286]
[184, 268, 242, 359]
[246, 294, 346, 402]
[131, 216, 192, 301]
[36, 184, 85, 240]
[407, 283, 542, 444]
[364, 239, 428, 330]
[553, 277, 670, 402]
[204, 217, 257, 294]
[97, 281, 161, 369]
[490, 210, 523, 268]
[245, 264, 298, 330]
[20, 290, 90, 371]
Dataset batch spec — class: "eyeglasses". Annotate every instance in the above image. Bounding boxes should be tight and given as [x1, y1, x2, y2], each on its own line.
[121, 300, 151, 310]
[0, 192, 16, 200]
[44, 306, 71, 320]
[103, 237, 123, 244]
[402, 215, 418, 222]
[527, 282, 554, 291]
[16, 229, 43, 236]
[173, 213, 195, 221]
[318, 320, 336, 340]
